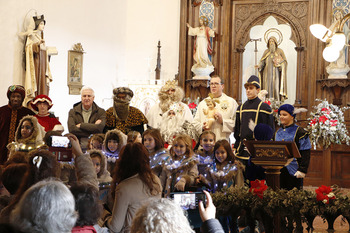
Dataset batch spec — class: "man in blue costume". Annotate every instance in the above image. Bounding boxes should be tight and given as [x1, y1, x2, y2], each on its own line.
[275, 104, 311, 190]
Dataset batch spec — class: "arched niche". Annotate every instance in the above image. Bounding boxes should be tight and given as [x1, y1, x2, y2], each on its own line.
[242, 16, 297, 104]
[233, 3, 308, 106]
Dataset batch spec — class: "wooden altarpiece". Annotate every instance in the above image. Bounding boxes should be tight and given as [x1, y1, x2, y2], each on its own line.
[178, 0, 350, 188]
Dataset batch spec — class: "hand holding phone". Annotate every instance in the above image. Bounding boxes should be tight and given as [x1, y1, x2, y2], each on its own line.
[51, 136, 71, 148]
[170, 192, 206, 211]
[199, 190, 216, 222]
[65, 134, 83, 157]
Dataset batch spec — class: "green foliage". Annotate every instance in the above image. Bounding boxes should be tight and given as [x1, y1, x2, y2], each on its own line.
[212, 185, 350, 223]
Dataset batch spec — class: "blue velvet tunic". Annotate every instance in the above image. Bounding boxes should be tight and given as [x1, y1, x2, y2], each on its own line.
[275, 124, 311, 175]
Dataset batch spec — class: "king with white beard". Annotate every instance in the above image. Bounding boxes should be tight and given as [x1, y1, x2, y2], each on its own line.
[146, 80, 193, 129]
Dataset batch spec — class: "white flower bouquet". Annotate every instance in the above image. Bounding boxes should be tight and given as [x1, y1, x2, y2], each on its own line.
[307, 99, 350, 149]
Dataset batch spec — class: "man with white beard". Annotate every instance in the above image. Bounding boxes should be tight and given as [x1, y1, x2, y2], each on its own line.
[146, 80, 193, 129]
[258, 36, 288, 101]
[160, 104, 185, 144]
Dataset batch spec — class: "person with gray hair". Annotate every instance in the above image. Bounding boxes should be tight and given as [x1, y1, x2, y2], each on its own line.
[130, 198, 194, 233]
[10, 179, 78, 233]
[131, 190, 225, 233]
[68, 86, 106, 150]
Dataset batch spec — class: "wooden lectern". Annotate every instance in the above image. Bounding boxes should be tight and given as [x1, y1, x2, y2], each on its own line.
[243, 140, 301, 190]
[244, 141, 301, 233]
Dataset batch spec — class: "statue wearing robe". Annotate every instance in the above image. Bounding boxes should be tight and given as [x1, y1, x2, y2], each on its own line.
[258, 36, 288, 101]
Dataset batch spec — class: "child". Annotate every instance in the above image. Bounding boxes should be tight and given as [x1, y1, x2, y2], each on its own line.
[127, 131, 142, 143]
[142, 128, 170, 177]
[205, 139, 245, 233]
[234, 75, 274, 168]
[89, 150, 112, 184]
[89, 149, 112, 204]
[195, 131, 216, 163]
[194, 131, 216, 175]
[102, 129, 127, 173]
[70, 183, 109, 233]
[276, 104, 311, 190]
[88, 133, 105, 150]
[205, 140, 244, 192]
[161, 134, 199, 197]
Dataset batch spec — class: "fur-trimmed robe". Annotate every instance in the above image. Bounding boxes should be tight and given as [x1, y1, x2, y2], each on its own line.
[102, 129, 127, 174]
[160, 155, 199, 197]
[0, 105, 34, 164]
[7, 115, 45, 157]
[204, 160, 245, 192]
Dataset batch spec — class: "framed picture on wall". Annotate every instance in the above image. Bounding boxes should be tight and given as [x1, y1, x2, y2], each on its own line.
[67, 48, 83, 95]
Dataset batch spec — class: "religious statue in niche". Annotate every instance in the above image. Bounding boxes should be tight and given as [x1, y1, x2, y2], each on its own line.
[326, 8, 350, 79]
[258, 30, 288, 101]
[21, 13, 57, 103]
[187, 15, 216, 80]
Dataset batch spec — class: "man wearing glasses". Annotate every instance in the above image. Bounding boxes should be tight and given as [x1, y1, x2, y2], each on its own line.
[193, 75, 238, 141]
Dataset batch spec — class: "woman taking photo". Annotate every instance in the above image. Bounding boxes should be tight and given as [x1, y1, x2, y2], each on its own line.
[106, 143, 162, 233]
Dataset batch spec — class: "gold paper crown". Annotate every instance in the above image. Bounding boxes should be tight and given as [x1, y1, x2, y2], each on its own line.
[163, 80, 178, 90]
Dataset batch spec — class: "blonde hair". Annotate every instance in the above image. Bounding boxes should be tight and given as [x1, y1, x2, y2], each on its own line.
[171, 134, 194, 157]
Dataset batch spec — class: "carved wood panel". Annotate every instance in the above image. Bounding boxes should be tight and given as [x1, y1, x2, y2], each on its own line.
[179, 0, 336, 107]
[179, 0, 350, 188]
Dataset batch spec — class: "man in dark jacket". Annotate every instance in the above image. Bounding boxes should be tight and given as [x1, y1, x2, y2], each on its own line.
[68, 87, 106, 151]
[0, 85, 34, 164]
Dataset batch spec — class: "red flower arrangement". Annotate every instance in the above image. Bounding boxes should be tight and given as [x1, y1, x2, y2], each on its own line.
[315, 185, 335, 204]
[307, 99, 350, 149]
[330, 119, 338, 126]
[321, 107, 331, 114]
[188, 102, 197, 109]
[249, 179, 268, 199]
[319, 115, 329, 124]
[310, 118, 317, 125]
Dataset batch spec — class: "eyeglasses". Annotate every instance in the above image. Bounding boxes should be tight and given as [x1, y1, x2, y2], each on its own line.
[209, 82, 222, 87]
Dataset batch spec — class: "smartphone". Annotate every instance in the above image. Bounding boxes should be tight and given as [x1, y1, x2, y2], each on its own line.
[48, 136, 72, 162]
[170, 192, 206, 210]
[50, 136, 71, 148]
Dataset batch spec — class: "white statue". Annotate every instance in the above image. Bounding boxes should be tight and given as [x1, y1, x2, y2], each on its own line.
[20, 14, 57, 103]
[187, 16, 216, 79]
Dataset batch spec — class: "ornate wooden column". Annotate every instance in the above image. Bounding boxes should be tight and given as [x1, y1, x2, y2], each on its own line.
[294, 46, 304, 105]
[236, 47, 245, 104]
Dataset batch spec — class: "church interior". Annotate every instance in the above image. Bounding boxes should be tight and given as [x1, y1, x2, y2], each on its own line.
[2, 0, 350, 232]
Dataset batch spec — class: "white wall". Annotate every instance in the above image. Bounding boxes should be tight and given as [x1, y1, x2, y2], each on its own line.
[0, 0, 180, 133]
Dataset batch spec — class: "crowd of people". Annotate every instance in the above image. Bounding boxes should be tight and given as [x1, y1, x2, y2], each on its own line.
[0, 75, 311, 233]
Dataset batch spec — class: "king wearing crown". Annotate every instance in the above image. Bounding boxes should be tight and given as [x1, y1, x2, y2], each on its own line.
[146, 80, 193, 129]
